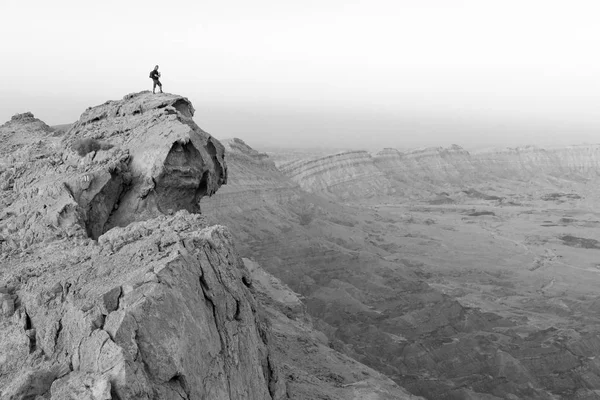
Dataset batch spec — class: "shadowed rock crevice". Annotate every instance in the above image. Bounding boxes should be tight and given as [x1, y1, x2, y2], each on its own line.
[83, 172, 126, 240]
[154, 140, 207, 214]
[168, 374, 190, 399]
[41, 92, 229, 240]
[172, 99, 194, 118]
[207, 139, 227, 189]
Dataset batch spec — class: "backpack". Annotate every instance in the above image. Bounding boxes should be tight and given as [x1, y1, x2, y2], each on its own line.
[149, 71, 153, 79]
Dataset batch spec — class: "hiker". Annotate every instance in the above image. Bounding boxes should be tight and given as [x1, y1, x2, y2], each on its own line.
[149, 65, 163, 94]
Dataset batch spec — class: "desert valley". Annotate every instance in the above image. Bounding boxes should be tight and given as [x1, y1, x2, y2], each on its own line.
[2, 92, 600, 400]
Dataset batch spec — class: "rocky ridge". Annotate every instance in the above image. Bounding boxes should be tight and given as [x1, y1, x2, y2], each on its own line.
[0, 95, 279, 399]
[0, 94, 420, 399]
[279, 144, 600, 201]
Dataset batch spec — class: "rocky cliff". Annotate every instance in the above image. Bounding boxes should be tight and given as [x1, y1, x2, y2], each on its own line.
[279, 144, 600, 202]
[0, 95, 284, 400]
[0, 95, 420, 400]
[62, 92, 227, 237]
[278, 150, 394, 201]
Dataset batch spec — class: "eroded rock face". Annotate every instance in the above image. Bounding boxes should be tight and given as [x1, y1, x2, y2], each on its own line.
[63, 91, 227, 237]
[0, 213, 286, 400]
[0, 96, 290, 400]
[0, 92, 227, 252]
[279, 144, 600, 202]
[278, 150, 394, 200]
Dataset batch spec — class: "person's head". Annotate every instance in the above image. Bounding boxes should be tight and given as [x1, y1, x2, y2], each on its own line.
[154, 65, 159, 70]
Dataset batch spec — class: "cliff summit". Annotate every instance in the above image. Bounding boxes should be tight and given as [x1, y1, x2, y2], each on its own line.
[0, 93, 421, 400]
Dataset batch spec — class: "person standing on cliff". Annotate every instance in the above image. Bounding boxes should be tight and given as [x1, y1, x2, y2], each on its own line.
[149, 65, 163, 94]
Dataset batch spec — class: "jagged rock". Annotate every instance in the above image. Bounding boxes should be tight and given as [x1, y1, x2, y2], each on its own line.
[0, 101, 426, 400]
[0, 95, 291, 400]
[61, 92, 227, 234]
[50, 372, 112, 400]
[0, 92, 227, 259]
[1, 363, 69, 400]
[1, 212, 286, 399]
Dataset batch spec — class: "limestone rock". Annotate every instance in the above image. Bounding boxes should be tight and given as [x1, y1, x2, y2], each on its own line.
[0, 213, 285, 399]
[0, 95, 288, 400]
[50, 372, 112, 400]
[62, 92, 227, 234]
[0, 92, 227, 261]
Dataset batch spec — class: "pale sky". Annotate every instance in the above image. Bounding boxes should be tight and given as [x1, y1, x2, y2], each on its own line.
[2, 0, 600, 150]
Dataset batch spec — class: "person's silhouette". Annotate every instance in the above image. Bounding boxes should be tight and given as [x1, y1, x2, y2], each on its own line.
[149, 65, 163, 94]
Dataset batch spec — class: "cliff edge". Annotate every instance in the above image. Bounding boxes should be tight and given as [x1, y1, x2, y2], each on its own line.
[0, 94, 288, 400]
[0, 94, 420, 400]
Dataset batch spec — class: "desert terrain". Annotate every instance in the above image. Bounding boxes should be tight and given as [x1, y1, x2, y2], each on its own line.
[204, 139, 600, 399]
[2, 92, 600, 399]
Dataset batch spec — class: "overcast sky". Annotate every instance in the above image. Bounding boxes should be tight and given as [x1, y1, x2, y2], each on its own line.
[2, 0, 600, 150]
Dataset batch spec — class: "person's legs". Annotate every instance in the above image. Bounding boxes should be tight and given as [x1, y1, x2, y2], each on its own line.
[153, 80, 157, 94]
[158, 80, 163, 93]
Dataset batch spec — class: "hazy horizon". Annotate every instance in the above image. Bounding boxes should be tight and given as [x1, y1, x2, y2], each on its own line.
[3, 0, 600, 150]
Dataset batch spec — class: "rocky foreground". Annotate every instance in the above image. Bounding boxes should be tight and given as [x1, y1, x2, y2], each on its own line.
[0, 93, 420, 399]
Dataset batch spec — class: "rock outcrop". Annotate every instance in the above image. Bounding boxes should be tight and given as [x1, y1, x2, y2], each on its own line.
[0, 95, 423, 400]
[0, 92, 227, 259]
[62, 92, 227, 237]
[0, 213, 286, 399]
[0, 112, 55, 151]
[0, 94, 288, 400]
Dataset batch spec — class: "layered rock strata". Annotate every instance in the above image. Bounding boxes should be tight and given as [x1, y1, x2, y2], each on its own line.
[278, 151, 394, 200]
[279, 144, 600, 201]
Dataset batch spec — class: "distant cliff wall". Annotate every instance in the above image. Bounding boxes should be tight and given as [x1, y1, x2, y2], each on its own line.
[278, 144, 600, 200]
[278, 150, 394, 200]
